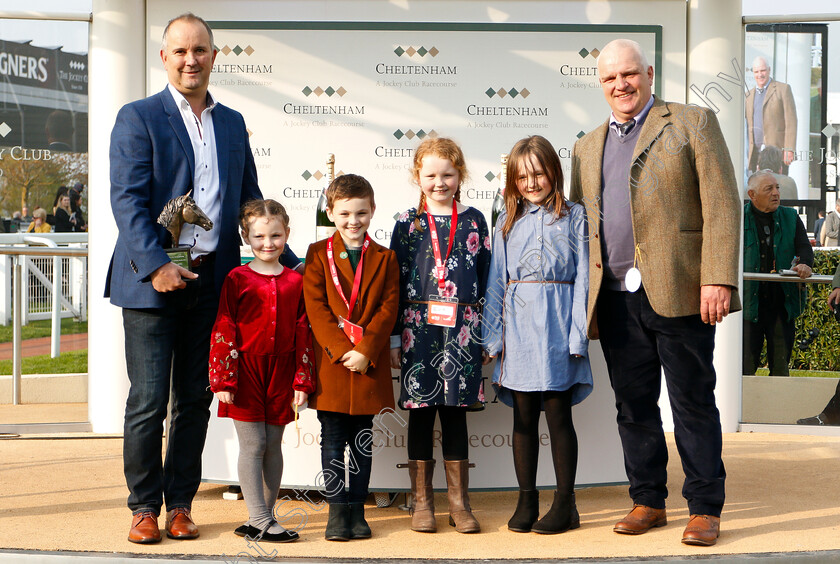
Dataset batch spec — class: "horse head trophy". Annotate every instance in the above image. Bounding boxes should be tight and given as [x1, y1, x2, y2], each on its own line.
[157, 190, 214, 270]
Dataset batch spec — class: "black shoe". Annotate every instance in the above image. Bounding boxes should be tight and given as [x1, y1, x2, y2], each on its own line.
[507, 490, 539, 532]
[239, 523, 299, 543]
[325, 503, 351, 541]
[797, 413, 827, 425]
[349, 503, 372, 539]
[531, 491, 580, 535]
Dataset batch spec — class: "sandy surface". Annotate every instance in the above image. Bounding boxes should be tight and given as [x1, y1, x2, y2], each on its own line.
[1, 430, 840, 559]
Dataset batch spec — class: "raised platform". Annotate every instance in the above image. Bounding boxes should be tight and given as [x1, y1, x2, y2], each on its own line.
[1, 402, 840, 562]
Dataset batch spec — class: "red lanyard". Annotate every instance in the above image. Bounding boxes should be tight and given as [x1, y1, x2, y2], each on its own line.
[326, 234, 370, 319]
[426, 200, 458, 293]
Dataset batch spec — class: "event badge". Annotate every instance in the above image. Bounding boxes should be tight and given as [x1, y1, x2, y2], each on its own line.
[326, 234, 370, 345]
[338, 316, 364, 344]
[428, 295, 458, 327]
[625, 267, 642, 293]
[425, 201, 459, 328]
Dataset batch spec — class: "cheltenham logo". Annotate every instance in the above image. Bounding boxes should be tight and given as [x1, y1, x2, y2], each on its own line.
[393, 129, 438, 141]
[301, 86, 347, 97]
[216, 44, 254, 56]
[484, 87, 530, 99]
[484, 171, 502, 182]
[301, 169, 345, 181]
[69, 61, 85, 70]
[394, 46, 439, 58]
[578, 47, 601, 59]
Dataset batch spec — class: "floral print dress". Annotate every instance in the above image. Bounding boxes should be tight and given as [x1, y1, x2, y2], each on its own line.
[390, 206, 491, 409]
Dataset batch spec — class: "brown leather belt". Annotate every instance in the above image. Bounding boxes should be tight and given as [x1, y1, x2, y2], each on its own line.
[407, 299, 480, 307]
[508, 280, 572, 284]
[190, 252, 215, 268]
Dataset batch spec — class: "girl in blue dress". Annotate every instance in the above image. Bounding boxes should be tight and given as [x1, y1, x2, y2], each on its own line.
[390, 137, 491, 534]
[483, 135, 592, 535]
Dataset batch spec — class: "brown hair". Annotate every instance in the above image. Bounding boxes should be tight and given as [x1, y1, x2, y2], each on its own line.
[411, 137, 467, 231]
[239, 199, 290, 237]
[501, 136, 568, 238]
[326, 173, 375, 210]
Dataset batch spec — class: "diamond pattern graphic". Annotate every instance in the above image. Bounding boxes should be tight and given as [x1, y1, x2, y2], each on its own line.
[221, 45, 231, 55]
[313, 87, 324, 96]
[429, 47, 439, 57]
[393, 129, 404, 140]
[244, 45, 254, 56]
[577, 131, 586, 139]
[417, 47, 428, 57]
[406, 47, 417, 56]
[417, 129, 427, 139]
[822, 124, 838, 138]
[302, 170, 312, 180]
[313, 171, 323, 181]
[394, 129, 437, 141]
[405, 130, 416, 140]
[508, 88, 519, 98]
[520, 88, 531, 98]
[497, 88, 508, 98]
[578, 48, 589, 58]
[246, 128, 253, 137]
[485, 88, 529, 99]
[590, 48, 600, 58]
[336, 87, 347, 97]
[485, 87, 496, 98]
[325, 87, 335, 97]
[232, 45, 243, 56]
[485, 171, 497, 182]
[394, 46, 405, 57]
[302, 86, 313, 96]
[0, 122, 12, 138]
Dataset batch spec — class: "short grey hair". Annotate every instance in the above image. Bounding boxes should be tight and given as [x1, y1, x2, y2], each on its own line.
[598, 39, 650, 71]
[161, 13, 215, 52]
[747, 169, 776, 192]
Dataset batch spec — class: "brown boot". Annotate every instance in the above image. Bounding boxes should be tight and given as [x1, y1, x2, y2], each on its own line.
[444, 459, 480, 533]
[408, 459, 436, 532]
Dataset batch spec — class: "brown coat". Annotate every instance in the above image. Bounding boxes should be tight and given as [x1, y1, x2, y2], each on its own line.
[746, 80, 797, 166]
[569, 97, 742, 339]
[303, 233, 399, 415]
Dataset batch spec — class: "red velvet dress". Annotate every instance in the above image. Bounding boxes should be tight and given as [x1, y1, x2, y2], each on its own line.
[208, 264, 315, 425]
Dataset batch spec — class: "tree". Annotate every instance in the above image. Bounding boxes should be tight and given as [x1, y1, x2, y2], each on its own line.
[0, 150, 88, 215]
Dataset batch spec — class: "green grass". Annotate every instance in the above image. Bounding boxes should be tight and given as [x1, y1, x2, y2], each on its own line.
[0, 318, 87, 344]
[754, 368, 840, 378]
[0, 349, 87, 375]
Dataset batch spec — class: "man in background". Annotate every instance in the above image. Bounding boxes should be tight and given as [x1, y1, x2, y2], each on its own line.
[746, 56, 797, 174]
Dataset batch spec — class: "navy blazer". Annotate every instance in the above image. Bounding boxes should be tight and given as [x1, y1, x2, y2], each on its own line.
[105, 87, 262, 308]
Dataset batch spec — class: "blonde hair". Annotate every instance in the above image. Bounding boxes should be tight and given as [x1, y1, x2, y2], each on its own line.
[411, 137, 467, 231]
[501, 136, 567, 238]
[239, 199, 290, 238]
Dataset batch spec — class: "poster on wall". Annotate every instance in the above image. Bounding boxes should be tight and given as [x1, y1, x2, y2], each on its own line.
[199, 22, 661, 490]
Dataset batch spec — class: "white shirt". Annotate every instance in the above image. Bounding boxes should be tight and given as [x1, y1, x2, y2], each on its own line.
[167, 83, 221, 259]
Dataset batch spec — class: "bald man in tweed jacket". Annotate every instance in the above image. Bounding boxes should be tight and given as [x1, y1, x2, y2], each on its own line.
[569, 39, 741, 547]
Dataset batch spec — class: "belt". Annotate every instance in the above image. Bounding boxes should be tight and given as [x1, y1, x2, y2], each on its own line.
[508, 280, 572, 284]
[190, 252, 216, 268]
[407, 299, 480, 307]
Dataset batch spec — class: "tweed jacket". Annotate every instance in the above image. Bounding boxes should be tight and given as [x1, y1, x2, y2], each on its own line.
[746, 80, 797, 165]
[569, 97, 742, 339]
[303, 233, 399, 415]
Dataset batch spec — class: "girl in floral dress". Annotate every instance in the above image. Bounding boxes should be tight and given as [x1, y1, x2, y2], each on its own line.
[389, 137, 491, 534]
[209, 199, 315, 542]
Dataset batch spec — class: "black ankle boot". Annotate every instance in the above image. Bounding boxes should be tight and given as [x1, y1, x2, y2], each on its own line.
[325, 503, 350, 541]
[349, 503, 371, 539]
[531, 491, 580, 534]
[507, 490, 539, 532]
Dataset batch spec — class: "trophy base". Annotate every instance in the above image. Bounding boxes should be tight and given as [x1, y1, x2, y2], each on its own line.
[165, 246, 192, 272]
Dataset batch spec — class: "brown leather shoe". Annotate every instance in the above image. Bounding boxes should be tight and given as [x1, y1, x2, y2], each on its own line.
[128, 511, 161, 544]
[681, 514, 720, 546]
[165, 507, 199, 539]
[613, 504, 667, 534]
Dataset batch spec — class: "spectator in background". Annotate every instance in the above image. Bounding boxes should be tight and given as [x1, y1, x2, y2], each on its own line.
[26, 208, 51, 233]
[45, 110, 73, 152]
[53, 194, 76, 232]
[813, 211, 825, 247]
[69, 189, 87, 232]
[746, 56, 797, 174]
[743, 170, 813, 376]
[21, 206, 31, 223]
[820, 200, 840, 247]
[757, 145, 797, 200]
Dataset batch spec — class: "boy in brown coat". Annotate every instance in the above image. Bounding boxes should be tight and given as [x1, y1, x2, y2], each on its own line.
[303, 174, 400, 541]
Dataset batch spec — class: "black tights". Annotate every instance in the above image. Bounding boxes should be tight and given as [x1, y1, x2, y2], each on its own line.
[407, 405, 468, 461]
[511, 390, 577, 492]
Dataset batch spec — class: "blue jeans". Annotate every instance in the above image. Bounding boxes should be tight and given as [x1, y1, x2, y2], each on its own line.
[316, 411, 374, 505]
[122, 264, 217, 514]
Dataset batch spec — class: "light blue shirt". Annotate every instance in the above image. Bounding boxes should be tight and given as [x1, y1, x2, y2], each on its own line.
[482, 201, 593, 406]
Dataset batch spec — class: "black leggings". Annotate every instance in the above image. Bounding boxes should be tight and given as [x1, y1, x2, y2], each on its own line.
[407, 405, 468, 461]
[511, 390, 577, 492]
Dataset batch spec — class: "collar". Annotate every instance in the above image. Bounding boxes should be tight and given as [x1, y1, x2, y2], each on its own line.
[609, 94, 655, 129]
[756, 79, 773, 94]
[167, 83, 217, 114]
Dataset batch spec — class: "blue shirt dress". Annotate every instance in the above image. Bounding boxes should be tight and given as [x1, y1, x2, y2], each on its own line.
[482, 201, 593, 407]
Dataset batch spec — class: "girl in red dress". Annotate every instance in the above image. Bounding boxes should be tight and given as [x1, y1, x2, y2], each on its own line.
[209, 199, 315, 542]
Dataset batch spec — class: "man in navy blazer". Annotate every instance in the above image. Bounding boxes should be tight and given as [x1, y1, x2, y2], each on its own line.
[106, 13, 262, 544]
